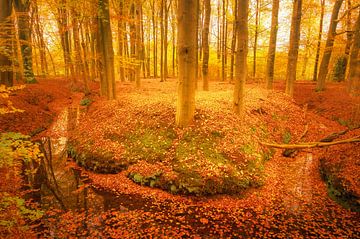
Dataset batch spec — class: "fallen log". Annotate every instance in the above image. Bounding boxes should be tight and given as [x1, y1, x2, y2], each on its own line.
[261, 136, 360, 149]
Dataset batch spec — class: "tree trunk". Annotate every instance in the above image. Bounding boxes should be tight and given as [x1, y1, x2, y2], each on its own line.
[118, 0, 125, 82]
[33, 0, 48, 76]
[14, 0, 36, 83]
[97, 0, 116, 100]
[265, 0, 279, 89]
[160, 0, 165, 82]
[341, 0, 354, 82]
[0, 0, 13, 86]
[316, 0, 343, 91]
[135, 0, 142, 88]
[312, 0, 325, 82]
[176, 0, 198, 127]
[230, 0, 237, 82]
[202, 0, 211, 91]
[285, 0, 302, 97]
[347, 10, 360, 96]
[233, 0, 248, 118]
[253, 0, 260, 78]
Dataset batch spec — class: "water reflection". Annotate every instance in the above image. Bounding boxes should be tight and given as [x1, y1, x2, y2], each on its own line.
[36, 107, 125, 213]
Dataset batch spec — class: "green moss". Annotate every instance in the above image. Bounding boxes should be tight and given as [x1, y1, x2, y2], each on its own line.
[282, 130, 292, 144]
[123, 128, 176, 163]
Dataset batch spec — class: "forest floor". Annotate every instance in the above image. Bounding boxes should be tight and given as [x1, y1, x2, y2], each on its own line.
[0, 78, 359, 238]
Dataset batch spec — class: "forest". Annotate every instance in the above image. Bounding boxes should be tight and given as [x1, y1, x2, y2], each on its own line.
[0, 0, 359, 237]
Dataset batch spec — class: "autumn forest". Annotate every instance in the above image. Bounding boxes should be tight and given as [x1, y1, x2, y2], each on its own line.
[0, 0, 359, 237]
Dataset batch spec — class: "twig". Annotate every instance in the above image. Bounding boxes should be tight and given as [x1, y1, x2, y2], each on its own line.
[261, 136, 360, 149]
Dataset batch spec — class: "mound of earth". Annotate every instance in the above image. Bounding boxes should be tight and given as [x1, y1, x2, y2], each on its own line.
[69, 84, 342, 195]
[319, 128, 360, 212]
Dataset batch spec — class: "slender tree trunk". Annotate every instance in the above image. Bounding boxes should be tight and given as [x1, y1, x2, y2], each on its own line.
[230, 0, 237, 82]
[0, 0, 13, 86]
[316, 0, 343, 91]
[341, 0, 354, 82]
[71, 9, 84, 83]
[202, 0, 211, 91]
[233, 0, 248, 118]
[347, 10, 360, 96]
[265, 0, 279, 89]
[253, 0, 260, 78]
[221, 0, 227, 81]
[312, 0, 325, 82]
[151, 0, 157, 78]
[285, 0, 302, 97]
[14, 0, 36, 83]
[97, 0, 116, 100]
[33, 0, 48, 76]
[160, 0, 165, 82]
[135, 0, 142, 88]
[176, 0, 198, 127]
[118, 0, 125, 82]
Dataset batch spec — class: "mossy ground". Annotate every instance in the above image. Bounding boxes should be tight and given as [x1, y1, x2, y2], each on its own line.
[68, 81, 326, 195]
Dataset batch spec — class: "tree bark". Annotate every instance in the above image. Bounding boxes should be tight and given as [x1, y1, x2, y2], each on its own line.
[0, 0, 13, 86]
[97, 0, 116, 100]
[347, 9, 360, 96]
[233, 0, 248, 118]
[312, 0, 325, 82]
[265, 0, 279, 89]
[202, 0, 211, 91]
[14, 0, 36, 83]
[230, 0, 237, 82]
[285, 0, 302, 97]
[316, 0, 343, 91]
[176, 0, 197, 127]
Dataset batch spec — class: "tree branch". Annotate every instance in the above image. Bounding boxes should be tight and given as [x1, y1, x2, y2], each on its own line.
[261, 136, 360, 149]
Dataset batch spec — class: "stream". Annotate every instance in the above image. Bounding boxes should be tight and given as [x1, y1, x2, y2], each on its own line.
[36, 107, 124, 212]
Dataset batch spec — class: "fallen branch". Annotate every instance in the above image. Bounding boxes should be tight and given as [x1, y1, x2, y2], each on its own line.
[261, 136, 360, 149]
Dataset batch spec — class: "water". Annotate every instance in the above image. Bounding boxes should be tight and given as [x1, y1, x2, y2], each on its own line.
[35, 107, 124, 212]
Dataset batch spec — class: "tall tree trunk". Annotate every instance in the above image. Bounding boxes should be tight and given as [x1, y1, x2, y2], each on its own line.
[160, 0, 165, 82]
[176, 0, 198, 127]
[221, 0, 227, 81]
[57, 0, 74, 78]
[285, 0, 302, 97]
[233, 0, 248, 118]
[312, 0, 325, 82]
[0, 0, 13, 86]
[97, 0, 116, 100]
[202, 0, 211, 91]
[253, 0, 260, 78]
[265, 0, 279, 89]
[341, 0, 354, 82]
[118, 0, 125, 82]
[316, 0, 343, 91]
[151, 0, 157, 78]
[347, 10, 360, 96]
[33, 0, 48, 76]
[230, 0, 237, 82]
[71, 8, 84, 83]
[14, 0, 36, 83]
[135, 0, 142, 88]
